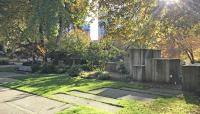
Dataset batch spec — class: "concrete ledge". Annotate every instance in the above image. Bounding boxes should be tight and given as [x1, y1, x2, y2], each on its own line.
[18, 66, 32, 72]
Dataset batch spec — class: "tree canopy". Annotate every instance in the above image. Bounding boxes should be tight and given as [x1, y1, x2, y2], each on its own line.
[0, 0, 200, 63]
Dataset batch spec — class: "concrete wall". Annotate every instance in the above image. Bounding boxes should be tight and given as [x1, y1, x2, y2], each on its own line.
[145, 59, 181, 84]
[124, 49, 161, 81]
[126, 49, 161, 66]
[182, 64, 200, 92]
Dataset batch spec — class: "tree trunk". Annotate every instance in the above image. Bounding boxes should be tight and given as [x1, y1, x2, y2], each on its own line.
[185, 50, 195, 64]
[56, 16, 64, 47]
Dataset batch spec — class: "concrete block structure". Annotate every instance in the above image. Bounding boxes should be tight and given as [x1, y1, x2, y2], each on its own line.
[124, 48, 181, 83]
[124, 49, 161, 81]
[145, 58, 181, 84]
[182, 64, 200, 92]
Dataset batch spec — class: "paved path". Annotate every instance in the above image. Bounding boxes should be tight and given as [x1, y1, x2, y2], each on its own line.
[89, 87, 183, 101]
[68, 91, 119, 105]
[55, 94, 122, 113]
[0, 72, 28, 84]
[0, 87, 71, 114]
[0, 78, 18, 84]
[0, 72, 27, 78]
[121, 87, 182, 97]
[90, 88, 157, 101]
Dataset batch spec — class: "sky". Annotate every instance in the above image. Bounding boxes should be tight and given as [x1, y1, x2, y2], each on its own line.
[90, 17, 99, 41]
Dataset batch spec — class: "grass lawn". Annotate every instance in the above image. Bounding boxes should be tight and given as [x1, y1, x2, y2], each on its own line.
[1, 74, 200, 114]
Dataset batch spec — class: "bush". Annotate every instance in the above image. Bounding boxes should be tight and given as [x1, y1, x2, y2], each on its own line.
[80, 64, 91, 71]
[40, 64, 56, 74]
[32, 64, 68, 74]
[31, 64, 41, 73]
[55, 66, 68, 74]
[0, 60, 9, 65]
[0, 58, 9, 65]
[23, 61, 41, 66]
[116, 62, 128, 74]
[67, 65, 82, 77]
[96, 71, 111, 80]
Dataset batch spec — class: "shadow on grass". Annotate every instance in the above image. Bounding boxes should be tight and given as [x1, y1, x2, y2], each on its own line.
[2, 74, 145, 96]
[183, 92, 200, 105]
[2, 74, 200, 114]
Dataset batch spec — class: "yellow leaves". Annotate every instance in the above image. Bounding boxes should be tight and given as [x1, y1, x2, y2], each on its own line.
[37, 45, 47, 56]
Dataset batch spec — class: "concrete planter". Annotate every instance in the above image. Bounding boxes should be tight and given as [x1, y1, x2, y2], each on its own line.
[182, 64, 200, 93]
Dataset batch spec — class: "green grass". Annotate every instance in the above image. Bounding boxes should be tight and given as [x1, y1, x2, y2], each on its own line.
[57, 106, 111, 114]
[1, 74, 200, 114]
[2, 74, 145, 96]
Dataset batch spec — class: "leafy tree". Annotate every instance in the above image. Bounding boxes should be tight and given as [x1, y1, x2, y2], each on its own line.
[60, 29, 90, 56]
[0, 0, 31, 53]
[0, 0, 90, 63]
[153, 1, 200, 63]
[95, 0, 200, 63]
[86, 38, 121, 69]
[96, 0, 157, 49]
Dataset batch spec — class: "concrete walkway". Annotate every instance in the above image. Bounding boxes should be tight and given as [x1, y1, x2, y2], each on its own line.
[0, 72, 28, 84]
[68, 91, 119, 105]
[90, 88, 157, 101]
[0, 72, 27, 78]
[55, 93, 121, 113]
[0, 87, 71, 114]
[121, 87, 183, 97]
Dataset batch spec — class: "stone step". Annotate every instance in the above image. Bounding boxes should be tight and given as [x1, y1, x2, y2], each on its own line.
[121, 87, 182, 97]
[89, 88, 156, 101]
[55, 94, 122, 113]
[68, 91, 119, 106]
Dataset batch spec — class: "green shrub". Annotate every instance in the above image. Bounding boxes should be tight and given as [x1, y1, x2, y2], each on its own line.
[0, 58, 9, 65]
[55, 66, 68, 74]
[96, 71, 111, 80]
[23, 61, 41, 66]
[0, 60, 9, 65]
[33, 64, 68, 74]
[23, 61, 33, 66]
[117, 62, 128, 74]
[31, 64, 41, 73]
[80, 64, 91, 71]
[67, 65, 82, 77]
[40, 64, 56, 74]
